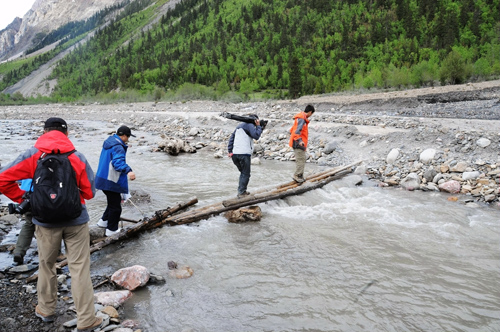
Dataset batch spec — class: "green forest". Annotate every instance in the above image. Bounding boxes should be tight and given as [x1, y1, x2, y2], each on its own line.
[1, 0, 499, 103]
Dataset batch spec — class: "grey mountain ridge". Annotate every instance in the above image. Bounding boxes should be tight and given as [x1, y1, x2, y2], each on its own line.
[0, 0, 118, 62]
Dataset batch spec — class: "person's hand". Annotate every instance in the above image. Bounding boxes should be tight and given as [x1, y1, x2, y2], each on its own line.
[255, 119, 260, 126]
[228, 153, 233, 158]
[299, 141, 305, 147]
[128, 171, 136, 180]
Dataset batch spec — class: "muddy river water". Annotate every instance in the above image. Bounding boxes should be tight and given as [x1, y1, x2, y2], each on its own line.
[0, 119, 499, 332]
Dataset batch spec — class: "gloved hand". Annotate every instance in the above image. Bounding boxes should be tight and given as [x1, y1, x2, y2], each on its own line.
[292, 139, 306, 151]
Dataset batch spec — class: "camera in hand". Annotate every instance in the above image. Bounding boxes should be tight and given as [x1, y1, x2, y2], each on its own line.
[8, 192, 31, 215]
[259, 119, 268, 129]
[220, 112, 269, 129]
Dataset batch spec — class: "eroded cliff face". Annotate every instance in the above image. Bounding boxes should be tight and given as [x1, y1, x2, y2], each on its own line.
[0, 0, 118, 61]
[0, 18, 23, 61]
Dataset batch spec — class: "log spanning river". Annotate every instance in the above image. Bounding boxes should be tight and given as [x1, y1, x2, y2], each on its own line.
[1, 119, 499, 332]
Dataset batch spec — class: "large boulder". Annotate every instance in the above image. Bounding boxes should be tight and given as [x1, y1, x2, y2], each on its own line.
[157, 137, 196, 155]
[111, 265, 150, 291]
[224, 206, 262, 223]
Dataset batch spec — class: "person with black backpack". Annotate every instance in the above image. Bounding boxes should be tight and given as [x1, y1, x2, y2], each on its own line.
[0, 117, 103, 331]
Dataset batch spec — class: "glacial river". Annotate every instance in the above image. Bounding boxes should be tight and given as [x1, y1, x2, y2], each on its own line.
[0, 119, 499, 332]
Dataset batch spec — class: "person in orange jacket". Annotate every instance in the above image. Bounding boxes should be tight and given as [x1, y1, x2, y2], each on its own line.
[289, 105, 315, 183]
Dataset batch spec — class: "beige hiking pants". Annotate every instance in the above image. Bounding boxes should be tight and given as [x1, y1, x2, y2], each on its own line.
[35, 223, 97, 328]
[293, 148, 307, 177]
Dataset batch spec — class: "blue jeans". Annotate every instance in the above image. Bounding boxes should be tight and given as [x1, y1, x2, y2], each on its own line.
[232, 154, 251, 195]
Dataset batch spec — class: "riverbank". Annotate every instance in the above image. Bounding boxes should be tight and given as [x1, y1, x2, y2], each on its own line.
[0, 81, 499, 331]
[2, 80, 498, 203]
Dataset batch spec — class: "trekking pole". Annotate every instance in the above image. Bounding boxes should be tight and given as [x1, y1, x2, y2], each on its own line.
[127, 197, 147, 219]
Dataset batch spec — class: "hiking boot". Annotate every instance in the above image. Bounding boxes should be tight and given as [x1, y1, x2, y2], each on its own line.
[35, 305, 55, 323]
[237, 191, 250, 199]
[292, 175, 305, 183]
[96, 219, 108, 228]
[105, 228, 123, 237]
[76, 317, 104, 332]
[13, 253, 24, 265]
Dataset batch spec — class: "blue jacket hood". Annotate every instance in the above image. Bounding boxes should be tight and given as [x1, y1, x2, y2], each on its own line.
[103, 134, 128, 151]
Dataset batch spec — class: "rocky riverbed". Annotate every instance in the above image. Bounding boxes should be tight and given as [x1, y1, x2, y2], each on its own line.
[0, 80, 499, 331]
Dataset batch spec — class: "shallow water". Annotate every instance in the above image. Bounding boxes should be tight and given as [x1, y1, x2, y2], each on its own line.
[1, 119, 499, 332]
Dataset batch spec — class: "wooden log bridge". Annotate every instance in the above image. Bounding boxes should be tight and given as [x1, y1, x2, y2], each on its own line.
[163, 160, 363, 226]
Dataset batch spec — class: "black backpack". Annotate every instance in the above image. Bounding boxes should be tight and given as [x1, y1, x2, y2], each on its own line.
[30, 150, 83, 223]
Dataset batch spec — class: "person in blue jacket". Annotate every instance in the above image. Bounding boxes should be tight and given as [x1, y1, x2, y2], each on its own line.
[227, 115, 263, 198]
[95, 126, 136, 236]
[12, 179, 34, 264]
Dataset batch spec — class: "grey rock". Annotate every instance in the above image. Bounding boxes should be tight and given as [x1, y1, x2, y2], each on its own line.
[462, 171, 481, 181]
[148, 274, 166, 284]
[451, 161, 468, 173]
[476, 138, 491, 148]
[346, 174, 363, 186]
[386, 148, 399, 164]
[254, 144, 264, 153]
[1, 318, 17, 331]
[354, 165, 367, 175]
[423, 168, 438, 182]
[89, 226, 105, 242]
[400, 172, 421, 191]
[323, 141, 338, 154]
[63, 318, 77, 327]
[188, 127, 199, 136]
[484, 194, 497, 202]
[420, 148, 436, 164]
[426, 182, 440, 191]
[317, 157, 328, 166]
[8, 264, 38, 273]
[251, 157, 261, 165]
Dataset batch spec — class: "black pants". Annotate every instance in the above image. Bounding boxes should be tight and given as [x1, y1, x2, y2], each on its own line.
[101, 190, 122, 231]
[232, 154, 251, 195]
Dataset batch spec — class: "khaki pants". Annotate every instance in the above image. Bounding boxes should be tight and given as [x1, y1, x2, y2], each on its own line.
[293, 148, 307, 177]
[36, 223, 96, 328]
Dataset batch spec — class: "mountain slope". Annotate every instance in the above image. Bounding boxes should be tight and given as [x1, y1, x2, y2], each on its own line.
[0, 0, 120, 61]
[1, 0, 500, 102]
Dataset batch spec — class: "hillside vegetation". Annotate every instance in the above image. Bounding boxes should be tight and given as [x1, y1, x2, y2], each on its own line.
[1, 0, 499, 103]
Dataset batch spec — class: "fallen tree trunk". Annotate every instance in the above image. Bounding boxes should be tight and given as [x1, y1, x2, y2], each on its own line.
[27, 197, 198, 283]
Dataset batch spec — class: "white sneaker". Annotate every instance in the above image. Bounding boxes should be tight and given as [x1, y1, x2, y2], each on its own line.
[97, 219, 107, 228]
[105, 228, 122, 237]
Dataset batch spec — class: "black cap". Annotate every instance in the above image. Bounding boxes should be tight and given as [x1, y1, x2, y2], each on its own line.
[44, 117, 68, 129]
[117, 125, 135, 137]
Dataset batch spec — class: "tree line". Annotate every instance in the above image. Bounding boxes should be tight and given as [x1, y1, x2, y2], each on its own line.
[2, 0, 500, 102]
